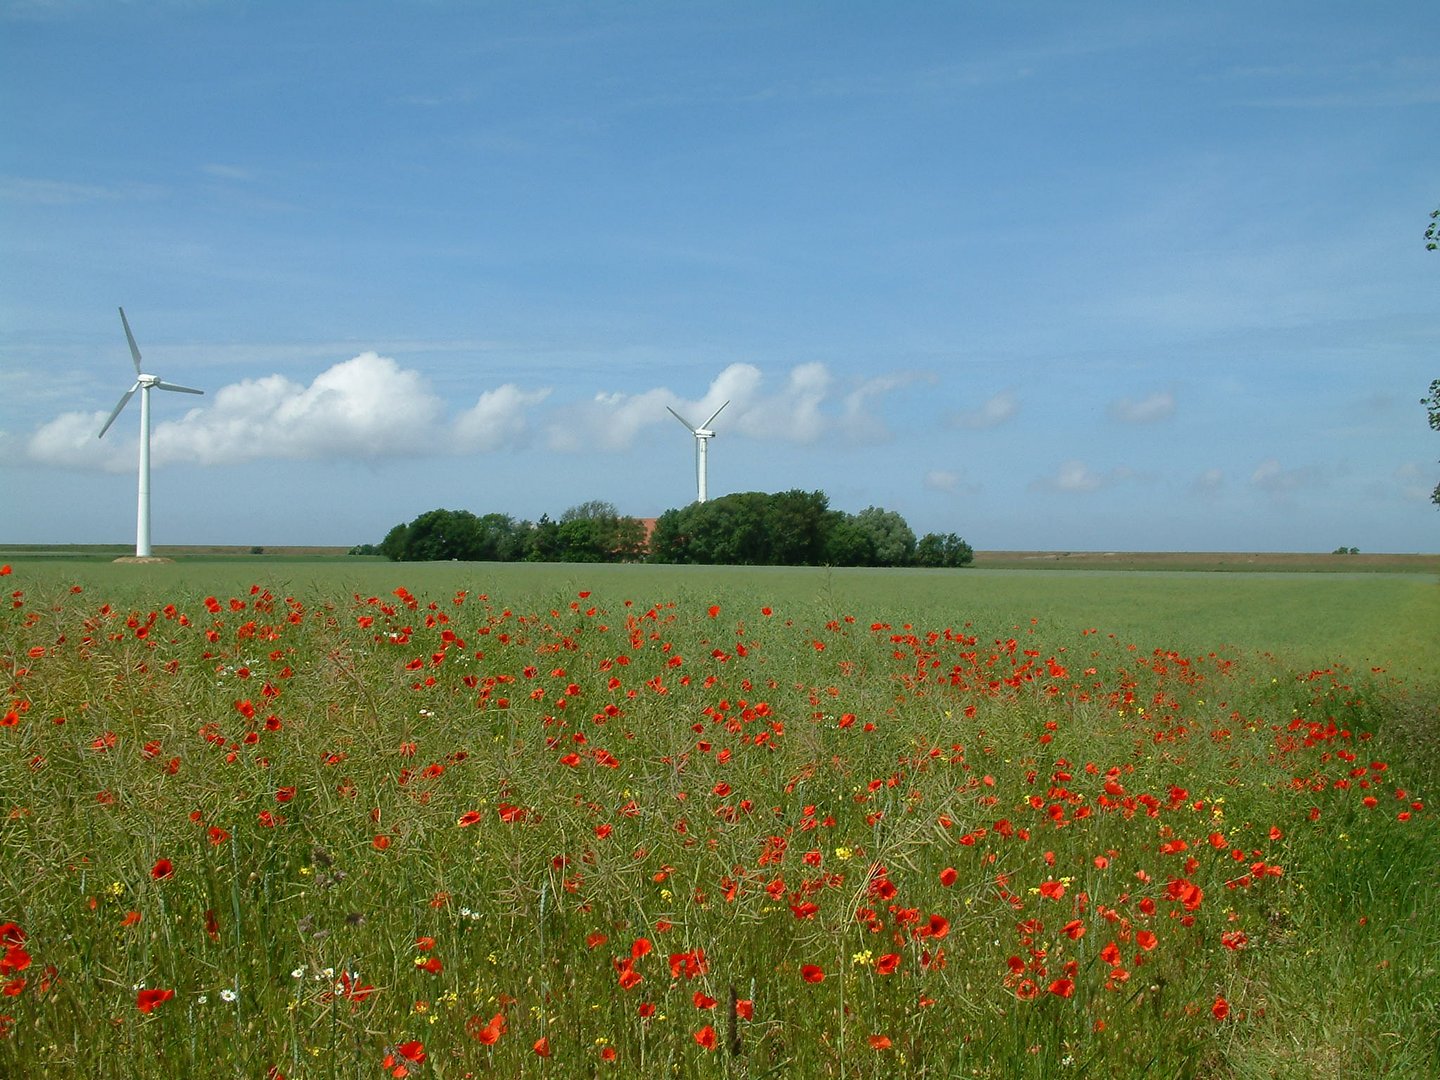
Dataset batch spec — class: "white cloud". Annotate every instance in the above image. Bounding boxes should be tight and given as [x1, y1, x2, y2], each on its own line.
[154, 353, 444, 464]
[26, 352, 553, 469]
[923, 468, 980, 495]
[25, 354, 916, 469]
[735, 362, 831, 443]
[1250, 457, 1319, 493]
[1108, 390, 1175, 424]
[947, 390, 1018, 430]
[453, 385, 552, 451]
[547, 361, 909, 452]
[1031, 460, 1136, 494]
[1392, 462, 1432, 504]
[1191, 467, 1225, 495]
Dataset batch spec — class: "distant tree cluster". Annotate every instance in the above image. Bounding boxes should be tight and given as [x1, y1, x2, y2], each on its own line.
[369, 490, 974, 568]
[376, 502, 647, 563]
[648, 490, 973, 568]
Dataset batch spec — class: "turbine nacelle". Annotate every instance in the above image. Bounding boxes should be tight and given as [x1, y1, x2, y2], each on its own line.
[667, 400, 729, 503]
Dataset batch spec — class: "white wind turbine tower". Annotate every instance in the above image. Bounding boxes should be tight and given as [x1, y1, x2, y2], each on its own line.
[97, 308, 205, 559]
[666, 400, 728, 504]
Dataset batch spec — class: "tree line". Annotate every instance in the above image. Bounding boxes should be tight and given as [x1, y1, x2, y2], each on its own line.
[360, 490, 973, 567]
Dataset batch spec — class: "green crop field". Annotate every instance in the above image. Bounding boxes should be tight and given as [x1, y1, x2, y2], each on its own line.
[1, 557, 1437, 1077]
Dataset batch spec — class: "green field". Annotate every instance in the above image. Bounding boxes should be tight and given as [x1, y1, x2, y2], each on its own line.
[1, 558, 1437, 1077]
[9, 556, 1439, 679]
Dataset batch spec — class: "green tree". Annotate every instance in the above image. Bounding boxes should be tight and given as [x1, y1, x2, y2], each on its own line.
[764, 489, 832, 565]
[914, 532, 974, 568]
[378, 522, 410, 561]
[647, 508, 687, 563]
[823, 513, 876, 566]
[850, 506, 917, 566]
[1427, 208, 1438, 251]
[402, 509, 484, 561]
[524, 515, 563, 562]
[557, 501, 649, 561]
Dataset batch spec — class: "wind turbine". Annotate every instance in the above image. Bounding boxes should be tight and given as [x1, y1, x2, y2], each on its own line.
[97, 308, 205, 559]
[666, 400, 728, 504]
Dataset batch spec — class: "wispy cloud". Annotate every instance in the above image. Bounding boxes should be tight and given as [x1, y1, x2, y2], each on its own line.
[0, 174, 163, 205]
[1031, 460, 1135, 494]
[946, 390, 1018, 430]
[1249, 458, 1321, 493]
[1108, 390, 1175, 424]
[923, 468, 980, 495]
[1191, 467, 1225, 495]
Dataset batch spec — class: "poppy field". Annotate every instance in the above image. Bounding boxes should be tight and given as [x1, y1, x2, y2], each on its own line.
[1, 562, 1437, 1078]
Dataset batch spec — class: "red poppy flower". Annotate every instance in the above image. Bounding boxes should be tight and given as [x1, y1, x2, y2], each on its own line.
[467, 1012, 506, 1045]
[395, 1041, 426, 1063]
[136, 988, 175, 1013]
[1212, 996, 1230, 1020]
[533, 1036, 551, 1057]
[692, 991, 717, 1009]
[800, 964, 825, 983]
[1047, 978, 1075, 998]
[151, 858, 174, 880]
[939, 866, 958, 887]
[694, 1025, 718, 1050]
[875, 953, 900, 975]
[1061, 919, 1086, 940]
[868, 1035, 892, 1050]
[0, 946, 29, 976]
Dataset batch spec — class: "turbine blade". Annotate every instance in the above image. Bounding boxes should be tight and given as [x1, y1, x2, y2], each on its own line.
[97, 384, 139, 438]
[119, 307, 142, 373]
[155, 381, 204, 395]
[703, 400, 730, 428]
[667, 405, 697, 432]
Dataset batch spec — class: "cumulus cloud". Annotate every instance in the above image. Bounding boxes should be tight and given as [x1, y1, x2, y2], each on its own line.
[25, 354, 916, 469]
[547, 361, 911, 452]
[1108, 390, 1175, 424]
[453, 385, 553, 451]
[947, 390, 1018, 430]
[26, 352, 551, 469]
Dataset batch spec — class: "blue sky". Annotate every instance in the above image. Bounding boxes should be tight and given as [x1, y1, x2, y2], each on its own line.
[2, 0, 1437, 552]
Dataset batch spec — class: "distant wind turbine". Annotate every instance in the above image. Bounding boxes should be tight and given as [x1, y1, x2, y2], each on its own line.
[97, 308, 205, 558]
[667, 400, 728, 504]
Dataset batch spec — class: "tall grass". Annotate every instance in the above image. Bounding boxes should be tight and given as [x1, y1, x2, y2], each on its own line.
[1, 567, 1436, 1077]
